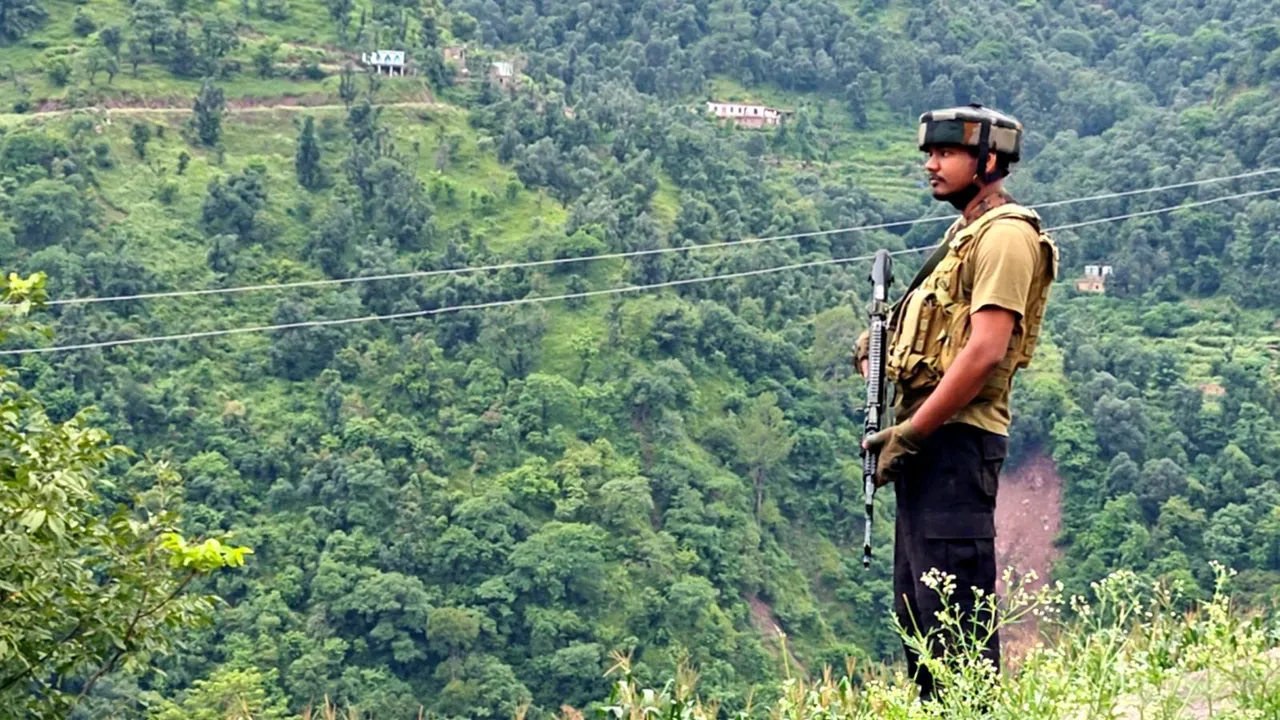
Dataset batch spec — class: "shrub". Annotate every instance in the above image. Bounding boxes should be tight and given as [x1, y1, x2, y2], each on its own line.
[72, 9, 96, 37]
[92, 141, 112, 168]
[44, 56, 72, 87]
[155, 180, 179, 205]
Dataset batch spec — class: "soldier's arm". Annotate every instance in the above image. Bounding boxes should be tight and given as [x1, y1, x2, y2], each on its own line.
[904, 308, 1015, 435]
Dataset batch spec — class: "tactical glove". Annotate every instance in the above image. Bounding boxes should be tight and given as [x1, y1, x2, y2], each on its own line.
[862, 420, 925, 488]
[852, 330, 870, 377]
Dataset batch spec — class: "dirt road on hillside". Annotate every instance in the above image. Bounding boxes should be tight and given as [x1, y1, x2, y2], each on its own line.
[0, 98, 444, 122]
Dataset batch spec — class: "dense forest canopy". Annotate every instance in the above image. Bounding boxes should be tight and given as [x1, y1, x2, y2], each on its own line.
[0, 0, 1277, 716]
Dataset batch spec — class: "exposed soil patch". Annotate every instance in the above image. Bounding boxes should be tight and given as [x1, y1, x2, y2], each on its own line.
[747, 594, 806, 676]
[994, 452, 1063, 663]
[8, 98, 442, 122]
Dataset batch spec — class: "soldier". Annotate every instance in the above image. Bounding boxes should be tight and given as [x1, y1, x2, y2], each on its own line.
[855, 104, 1058, 700]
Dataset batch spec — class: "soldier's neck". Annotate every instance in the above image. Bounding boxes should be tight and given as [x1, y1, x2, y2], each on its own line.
[960, 182, 1012, 225]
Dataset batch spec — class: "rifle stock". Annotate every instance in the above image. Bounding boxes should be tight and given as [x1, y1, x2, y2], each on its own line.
[862, 250, 894, 568]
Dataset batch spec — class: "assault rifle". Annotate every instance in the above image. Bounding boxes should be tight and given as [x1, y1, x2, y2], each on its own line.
[862, 250, 894, 569]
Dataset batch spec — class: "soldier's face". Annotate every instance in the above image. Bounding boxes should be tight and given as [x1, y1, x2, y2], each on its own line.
[923, 145, 978, 199]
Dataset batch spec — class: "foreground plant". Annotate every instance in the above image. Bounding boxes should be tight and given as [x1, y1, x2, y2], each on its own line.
[0, 273, 252, 718]
[587, 564, 1280, 719]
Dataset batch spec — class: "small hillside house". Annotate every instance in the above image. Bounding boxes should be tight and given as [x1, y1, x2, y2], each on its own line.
[443, 46, 469, 78]
[363, 50, 407, 76]
[1074, 264, 1113, 294]
[706, 101, 788, 128]
[490, 61, 515, 89]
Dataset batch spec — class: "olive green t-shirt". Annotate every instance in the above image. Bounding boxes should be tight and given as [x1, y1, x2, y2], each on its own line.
[897, 217, 1046, 436]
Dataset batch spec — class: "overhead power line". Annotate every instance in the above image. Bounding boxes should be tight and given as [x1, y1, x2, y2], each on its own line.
[45, 167, 1280, 307]
[47, 216, 955, 307]
[1027, 167, 1280, 210]
[1046, 186, 1280, 231]
[5, 185, 1276, 357]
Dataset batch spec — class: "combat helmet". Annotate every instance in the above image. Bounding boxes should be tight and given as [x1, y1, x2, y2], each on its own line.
[918, 104, 1023, 182]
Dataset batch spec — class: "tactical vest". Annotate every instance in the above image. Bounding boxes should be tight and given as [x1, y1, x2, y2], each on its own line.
[886, 203, 1059, 399]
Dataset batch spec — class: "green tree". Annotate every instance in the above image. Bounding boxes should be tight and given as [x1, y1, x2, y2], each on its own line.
[198, 14, 239, 77]
[325, 0, 354, 39]
[338, 63, 358, 108]
[126, 36, 144, 76]
[477, 307, 546, 378]
[71, 8, 94, 36]
[426, 607, 480, 677]
[83, 47, 111, 85]
[149, 665, 288, 720]
[130, 122, 152, 160]
[0, 0, 46, 42]
[102, 48, 119, 84]
[295, 115, 323, 190]
[0, 274, 251, 718]
[192, 78, 225, 147]
[42, 55, 70, 86]
[451, 12, 477, 42]
[255, 0, 289, 21]
[738, 391, 795, 521]
[305, 202, 355, 276]
[434, 655, 530, 719]
[130, 0, 174, 57]
[201, 165, 267, 242]
[419, 12, 439, 48]
[252, 37, 279, 78]
[508, 522, 610, 604]
[168, 22, 197, 77]
[10, 179, 89, 248]
[97, 24, 122, 57]
[844, 79, 868, 128]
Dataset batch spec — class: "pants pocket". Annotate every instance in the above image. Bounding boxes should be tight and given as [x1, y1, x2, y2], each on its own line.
[979, 435, 1007, 499]
[946, 540, 984, 586]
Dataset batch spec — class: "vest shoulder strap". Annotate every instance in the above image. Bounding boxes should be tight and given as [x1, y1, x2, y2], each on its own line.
[952, 203, 1043, 248]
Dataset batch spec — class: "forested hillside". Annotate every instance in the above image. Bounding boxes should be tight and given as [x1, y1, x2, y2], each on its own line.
[0, 0, 1277, 716]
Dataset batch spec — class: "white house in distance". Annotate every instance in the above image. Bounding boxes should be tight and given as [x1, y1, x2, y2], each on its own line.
[362, 50, 407, 76]
[490, 61, 515, 89]
[1075, 263, 1113, 293]
[706, 101, 787, 128]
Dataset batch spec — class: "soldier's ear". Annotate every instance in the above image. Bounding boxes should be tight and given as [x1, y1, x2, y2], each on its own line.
[984, 152, 998, 176]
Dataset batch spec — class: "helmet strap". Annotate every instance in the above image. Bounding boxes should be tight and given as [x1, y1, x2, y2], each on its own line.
[975, 120, 995, 184]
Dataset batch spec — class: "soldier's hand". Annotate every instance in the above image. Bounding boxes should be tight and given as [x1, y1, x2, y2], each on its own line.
[862, 420, 925, 488]
[852, 330, 870, 379]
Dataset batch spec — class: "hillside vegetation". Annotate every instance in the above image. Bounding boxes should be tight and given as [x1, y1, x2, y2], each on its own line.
[0, 0, 1278, 716]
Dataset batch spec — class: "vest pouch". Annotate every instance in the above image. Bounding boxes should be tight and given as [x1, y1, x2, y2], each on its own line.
[936, 302, 970, 373]
[886, 290, 942, 390]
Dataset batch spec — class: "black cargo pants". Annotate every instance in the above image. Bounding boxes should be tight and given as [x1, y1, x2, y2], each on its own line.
[893, 422, 1005, 700]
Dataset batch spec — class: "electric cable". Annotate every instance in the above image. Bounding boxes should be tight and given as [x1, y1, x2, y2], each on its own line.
[44, 168, 1280, 307]
[6, 185, 1275, 356]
